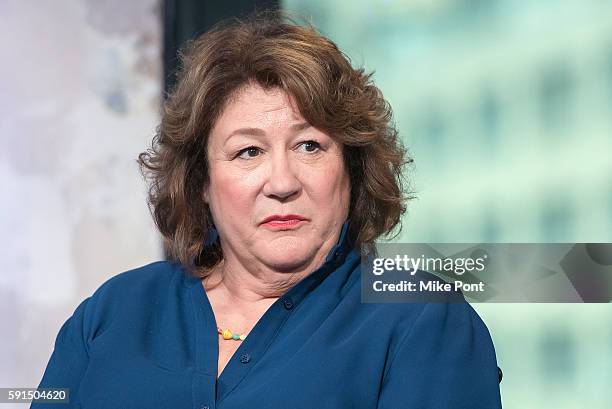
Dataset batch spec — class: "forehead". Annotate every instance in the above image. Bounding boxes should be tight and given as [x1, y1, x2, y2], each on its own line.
[213, 84, 304, 133]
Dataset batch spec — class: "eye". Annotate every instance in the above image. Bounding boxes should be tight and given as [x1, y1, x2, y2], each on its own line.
[236, 146, 262, 159]
[297, 140, 321, 153]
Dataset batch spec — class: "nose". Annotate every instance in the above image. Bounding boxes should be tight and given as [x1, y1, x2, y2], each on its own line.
[262, 151, 301, 200]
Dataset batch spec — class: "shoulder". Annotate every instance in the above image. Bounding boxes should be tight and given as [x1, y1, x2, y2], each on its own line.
[373, 293, 502, 406]
[74, 261, 189, 341]
[360, 268, 495, 360]
[368, 274, 499, 396]
[47, 261, 191, 359]
[88, 260, 189, 312]
[92, 260, 185, 300]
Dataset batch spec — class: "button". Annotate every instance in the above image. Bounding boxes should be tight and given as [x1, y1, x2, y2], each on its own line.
[240, 353, 251, 363]
[497, 366, 503, 383]
[283, 299, 294, 310]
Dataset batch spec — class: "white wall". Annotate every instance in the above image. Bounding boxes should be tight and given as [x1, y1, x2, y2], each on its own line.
[0, 0, 163, 395]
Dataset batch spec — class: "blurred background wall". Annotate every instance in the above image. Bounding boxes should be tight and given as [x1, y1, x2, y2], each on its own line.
[2, 0, 611, 408]
[0, 0, 163, 395]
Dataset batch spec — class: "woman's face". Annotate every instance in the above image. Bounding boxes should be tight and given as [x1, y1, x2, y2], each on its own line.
[204, 83, 350, 273]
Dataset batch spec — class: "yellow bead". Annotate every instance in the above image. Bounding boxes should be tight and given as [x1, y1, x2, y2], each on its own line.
[222, 329, 233, 340]
[239, 334, 246, 341]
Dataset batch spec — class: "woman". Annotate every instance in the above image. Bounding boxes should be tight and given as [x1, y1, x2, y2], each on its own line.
[33, 13, 502, 409]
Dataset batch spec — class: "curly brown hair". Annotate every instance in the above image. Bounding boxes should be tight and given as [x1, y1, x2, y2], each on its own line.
[138, 12, 413, 277]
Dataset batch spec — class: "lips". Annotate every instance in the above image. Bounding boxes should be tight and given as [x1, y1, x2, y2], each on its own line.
[260, 214, 307, 225]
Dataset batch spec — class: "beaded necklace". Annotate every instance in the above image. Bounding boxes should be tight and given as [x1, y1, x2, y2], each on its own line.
[217, 326, 247, 341]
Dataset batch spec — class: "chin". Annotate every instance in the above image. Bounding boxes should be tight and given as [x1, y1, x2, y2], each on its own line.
[259, 241, 316, 272]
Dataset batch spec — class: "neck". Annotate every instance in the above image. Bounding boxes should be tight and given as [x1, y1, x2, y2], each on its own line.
[203, 227, 345, 307]
[203, 256, 319, 310]
[203, 260, 307, 333]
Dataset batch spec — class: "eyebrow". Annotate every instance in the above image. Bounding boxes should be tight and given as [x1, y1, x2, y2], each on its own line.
[226, 122, 311, 139]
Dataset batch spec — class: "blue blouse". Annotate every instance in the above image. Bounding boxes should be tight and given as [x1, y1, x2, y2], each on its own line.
[33, 222, 502, 408]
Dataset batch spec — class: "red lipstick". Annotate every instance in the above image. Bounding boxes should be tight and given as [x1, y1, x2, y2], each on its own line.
[260, 214, 307, 230]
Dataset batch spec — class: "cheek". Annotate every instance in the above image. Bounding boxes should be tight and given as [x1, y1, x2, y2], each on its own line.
[208, 169, 257, 214]
[306, 161, 350, 203]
